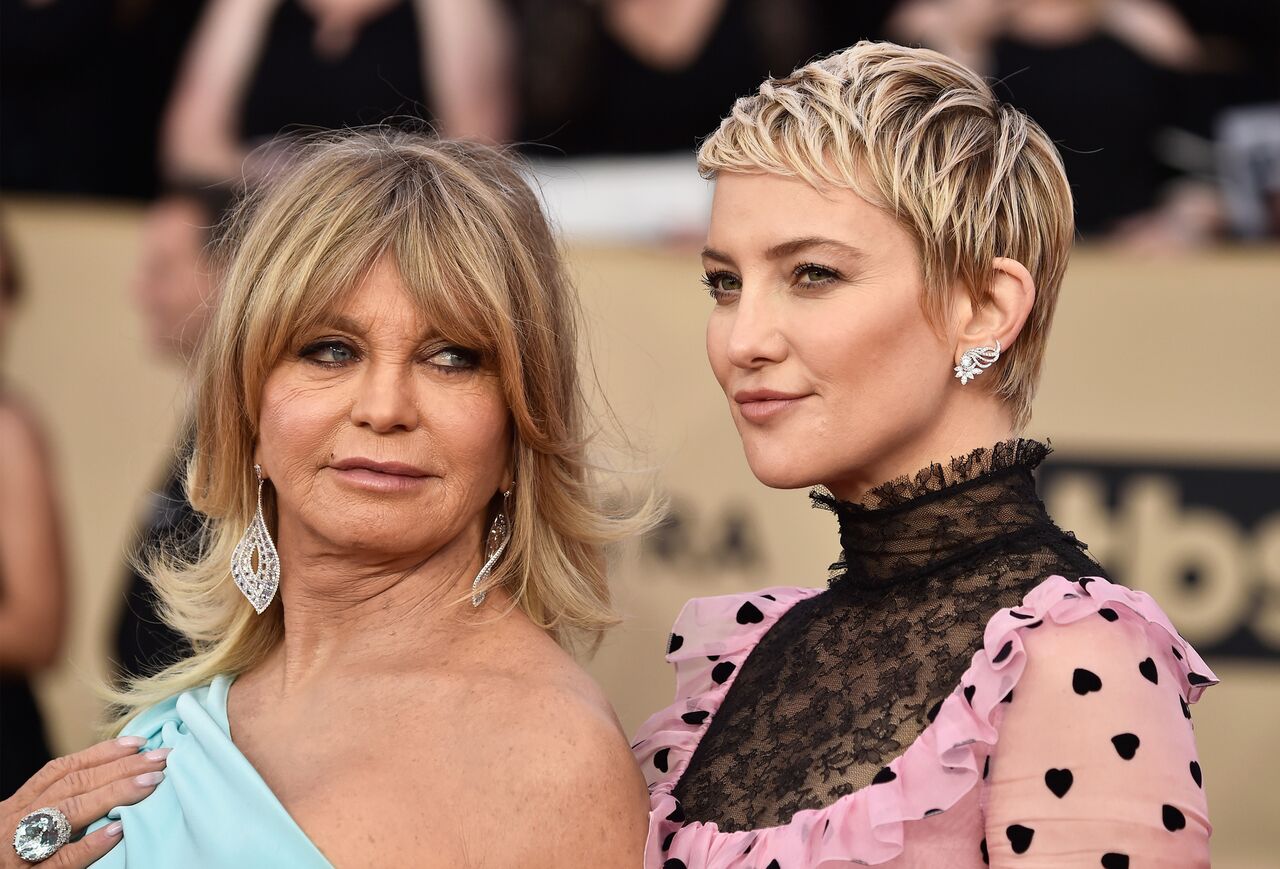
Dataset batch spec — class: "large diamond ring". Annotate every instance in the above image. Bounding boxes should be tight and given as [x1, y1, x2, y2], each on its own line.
[12, 807, 71, 863]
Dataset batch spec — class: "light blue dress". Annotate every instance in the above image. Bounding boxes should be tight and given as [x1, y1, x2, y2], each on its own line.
[88, 674, 331, 867]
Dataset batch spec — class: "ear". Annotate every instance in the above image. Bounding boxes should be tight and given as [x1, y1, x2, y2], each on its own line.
[953, 257, 1036, 359]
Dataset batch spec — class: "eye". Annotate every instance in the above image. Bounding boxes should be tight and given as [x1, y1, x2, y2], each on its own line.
[794, 263, 841, 286]
[300, 339, 357, 366]
[427, 345, 480, 371]
[701, 270, 742, 301]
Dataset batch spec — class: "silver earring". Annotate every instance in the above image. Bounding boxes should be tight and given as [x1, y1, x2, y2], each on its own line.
[231, 464, 280, 614]
[471, 489, 513, 608]
[954, 338, 1001, 385]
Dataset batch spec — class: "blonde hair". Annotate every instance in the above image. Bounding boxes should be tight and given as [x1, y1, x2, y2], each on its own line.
[110, 130, 655, 727]
[698, 41, 1075, 430]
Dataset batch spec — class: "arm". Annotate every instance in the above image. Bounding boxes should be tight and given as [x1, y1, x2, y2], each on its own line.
[984, 609, 1210, 866]
[160, 0, 281, 183]
[415, 0, 515, 142]
[0, 400, 67, 671]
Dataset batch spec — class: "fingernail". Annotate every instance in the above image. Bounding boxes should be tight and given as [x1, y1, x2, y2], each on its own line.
[134, 771, 165, 787]
[103, 821, 124, 838]
[117, 736, 146, 749]
[143, 748, 172, 763]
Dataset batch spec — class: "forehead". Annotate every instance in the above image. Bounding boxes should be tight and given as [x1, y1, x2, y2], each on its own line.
[320, 258, 429, 335]
[706, 172, 906, 255]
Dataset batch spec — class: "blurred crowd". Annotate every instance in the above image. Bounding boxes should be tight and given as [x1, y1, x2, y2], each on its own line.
[2, 0, 1278, 243]
[0, 0, 1278, 798]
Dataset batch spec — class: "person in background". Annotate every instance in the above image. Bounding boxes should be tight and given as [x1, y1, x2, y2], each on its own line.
[887, 0, 1220, 247]
[161, 0, 514, 186]
[516, 0, 898, 158]
[0, 220, 68, 798]
[115, 186, 236, 683]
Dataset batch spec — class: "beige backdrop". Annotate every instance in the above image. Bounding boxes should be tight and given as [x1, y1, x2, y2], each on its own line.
[5, 199, 1278, 867]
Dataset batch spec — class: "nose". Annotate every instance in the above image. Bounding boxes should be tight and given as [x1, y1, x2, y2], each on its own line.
[724, 287, 787, 370]
[350, 359, 420, 433]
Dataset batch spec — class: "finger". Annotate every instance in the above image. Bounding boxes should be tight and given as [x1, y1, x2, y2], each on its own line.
[5, 738, 145, 810]
[40, 819, 124, 869]
[39, 749, 170, 827]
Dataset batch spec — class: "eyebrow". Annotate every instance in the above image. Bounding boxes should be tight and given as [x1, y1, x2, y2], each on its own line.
[323, 315, 366, 335]
[312, 313, 445, 344]
[701, 236, 867, 266]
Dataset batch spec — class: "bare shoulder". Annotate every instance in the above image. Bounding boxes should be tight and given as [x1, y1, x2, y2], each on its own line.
[468, 630, 649, 867]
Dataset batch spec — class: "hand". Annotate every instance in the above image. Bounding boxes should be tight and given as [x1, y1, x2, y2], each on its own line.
[1, 737, 169, 867]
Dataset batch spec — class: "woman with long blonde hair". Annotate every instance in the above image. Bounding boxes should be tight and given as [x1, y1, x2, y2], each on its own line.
[3, 130, 654, 868]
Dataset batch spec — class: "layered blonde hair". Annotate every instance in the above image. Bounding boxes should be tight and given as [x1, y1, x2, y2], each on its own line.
[698, 41, 1075, 430]
[110, 130, 654, 727]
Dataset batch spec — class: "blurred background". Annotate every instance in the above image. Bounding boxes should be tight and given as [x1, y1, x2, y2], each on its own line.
[1, 0, 1276, 865]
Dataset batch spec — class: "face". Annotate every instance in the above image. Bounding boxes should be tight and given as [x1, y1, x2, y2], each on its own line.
[134, 198, 218, 360]
[256, 257, 511, 566]
[703, 172, 960, 496]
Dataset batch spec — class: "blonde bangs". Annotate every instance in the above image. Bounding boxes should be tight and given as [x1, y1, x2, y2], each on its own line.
[106, 130, 659, 732]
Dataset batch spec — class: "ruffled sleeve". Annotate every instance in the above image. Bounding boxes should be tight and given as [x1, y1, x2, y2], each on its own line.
[634, 576, 1217, 868]
[981, 578, 1217, 867]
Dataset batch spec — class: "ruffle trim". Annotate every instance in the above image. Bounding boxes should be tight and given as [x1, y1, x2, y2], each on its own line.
[811, 438, 1051, 514]
[632, 576, 1218, 868]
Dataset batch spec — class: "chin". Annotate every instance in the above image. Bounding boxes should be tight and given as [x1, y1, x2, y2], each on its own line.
[742, 445, 824, 491]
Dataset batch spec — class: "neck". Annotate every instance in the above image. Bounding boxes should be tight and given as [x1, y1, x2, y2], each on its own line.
[258, 519, 504, 694]
[813, 438, 1057, 587]
[824, 398, 1017, 503]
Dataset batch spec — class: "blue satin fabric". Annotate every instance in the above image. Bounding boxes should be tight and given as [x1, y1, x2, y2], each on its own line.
[88, 674, 331, 867]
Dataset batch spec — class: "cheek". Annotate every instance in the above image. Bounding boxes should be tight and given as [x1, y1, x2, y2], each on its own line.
[705, 313, 731, 388]
[434, 387, 511, 477]
[256, 373, 347, 475]
[801, 294, 951, 419]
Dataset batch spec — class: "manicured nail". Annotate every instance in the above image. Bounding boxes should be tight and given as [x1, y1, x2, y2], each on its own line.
[134, 771, 164, 787]
[143, 748, 172, 763]
[116, 736, 145, 749]
[103, 822, 123, 838]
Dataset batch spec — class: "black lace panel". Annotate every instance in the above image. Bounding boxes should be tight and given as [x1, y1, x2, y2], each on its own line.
[671, 440, 1107, 832]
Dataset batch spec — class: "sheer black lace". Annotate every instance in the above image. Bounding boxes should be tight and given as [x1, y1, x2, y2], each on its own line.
[671, 439, 1106, 831]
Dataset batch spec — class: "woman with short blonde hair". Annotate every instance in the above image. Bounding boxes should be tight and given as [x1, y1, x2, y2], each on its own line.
[634, 41, 1216, 868]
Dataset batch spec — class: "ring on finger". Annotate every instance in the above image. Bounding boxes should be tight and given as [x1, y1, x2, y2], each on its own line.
[12, 806, 72, 863]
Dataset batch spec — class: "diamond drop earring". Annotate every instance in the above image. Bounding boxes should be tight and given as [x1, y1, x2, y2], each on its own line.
[231, 464, 281, 614]
[471, 488, 513, 608]
[954, 339, 1001, 385]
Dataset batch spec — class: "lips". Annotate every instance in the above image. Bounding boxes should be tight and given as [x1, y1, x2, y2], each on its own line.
[327, 458, 433, 494]
[733, 389, 812, 423]
[328, 458, 429, 477]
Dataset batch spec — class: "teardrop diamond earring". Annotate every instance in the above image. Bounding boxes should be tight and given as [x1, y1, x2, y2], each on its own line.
[231, 464, 281, 614]
[471, 489, 513, 608]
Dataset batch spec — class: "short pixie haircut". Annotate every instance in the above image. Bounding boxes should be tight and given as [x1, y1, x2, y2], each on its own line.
[698, 41, 1074, 430]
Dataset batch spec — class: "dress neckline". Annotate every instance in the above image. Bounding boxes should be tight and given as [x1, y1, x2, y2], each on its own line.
[810, 439, 1074, 588]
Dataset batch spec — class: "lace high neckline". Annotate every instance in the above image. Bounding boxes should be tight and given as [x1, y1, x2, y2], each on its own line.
[811, 439, 1063, 588]
[673, 437, 1104, 831]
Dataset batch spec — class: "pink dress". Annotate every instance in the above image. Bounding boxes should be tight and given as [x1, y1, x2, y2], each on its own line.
[634, 577, 1217, 867]
[633, 442, 1217, 869]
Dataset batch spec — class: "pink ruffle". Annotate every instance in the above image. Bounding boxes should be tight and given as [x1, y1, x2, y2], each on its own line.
[632, 576, 1219, 868]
